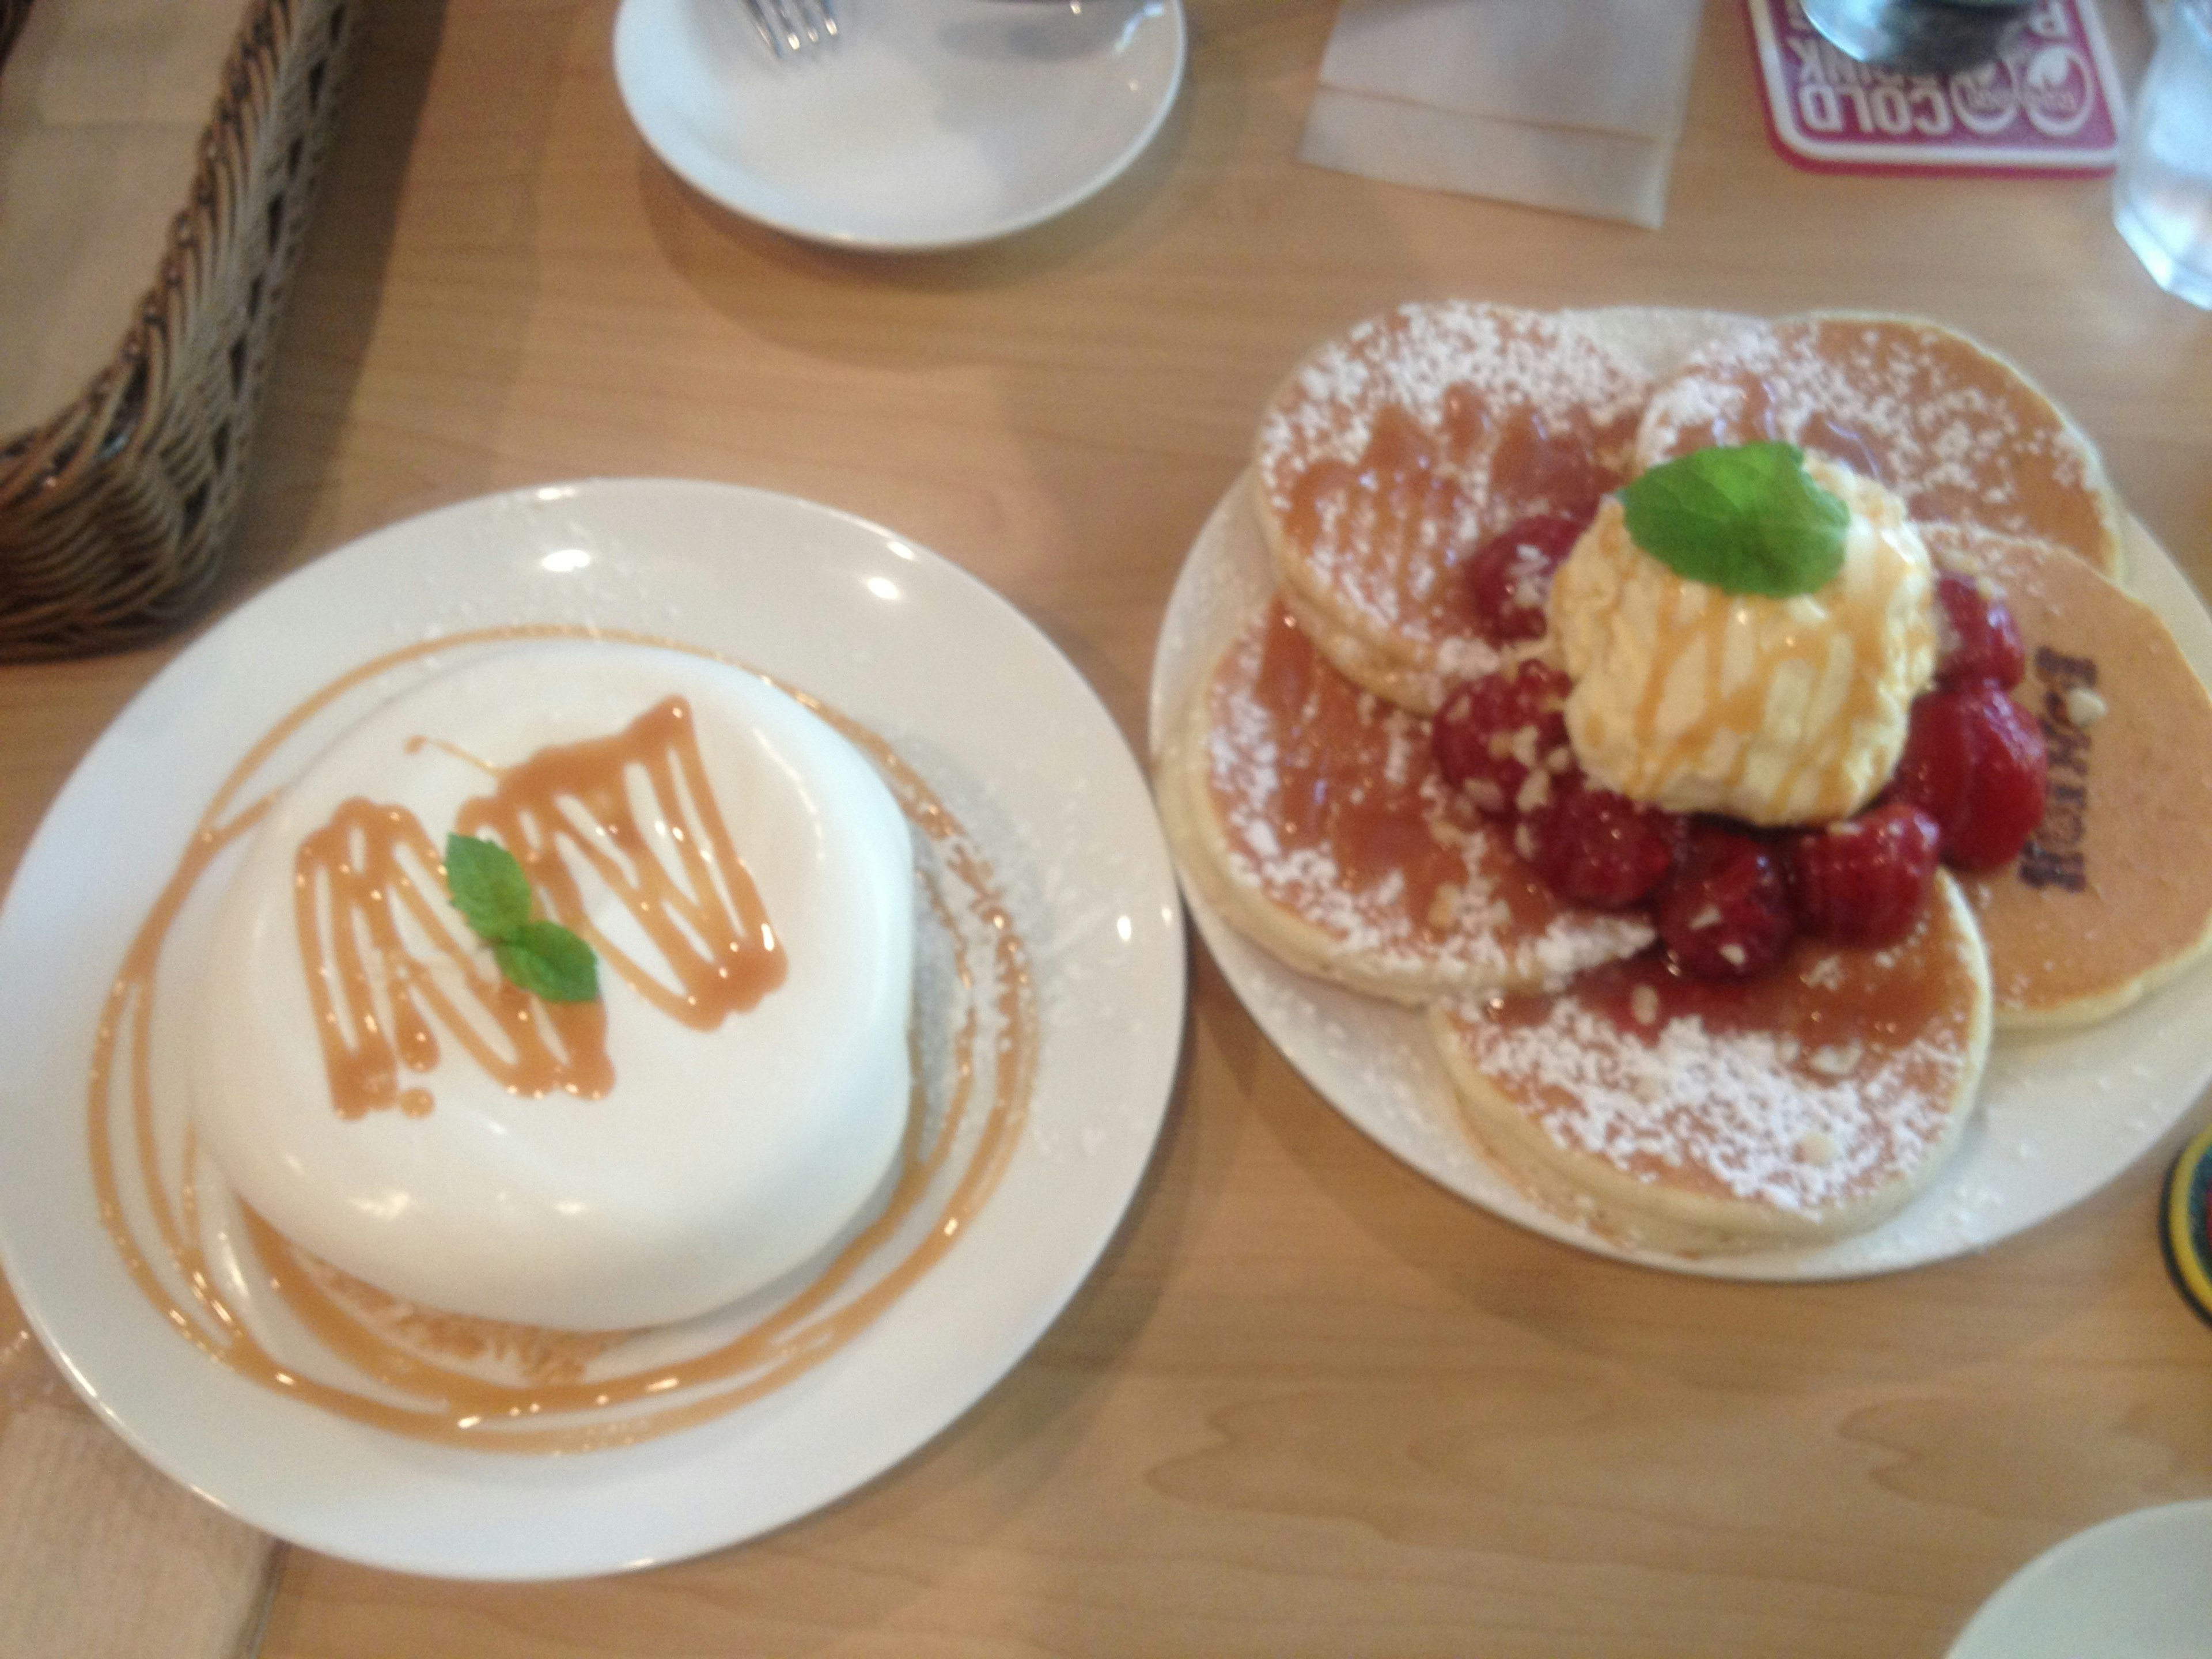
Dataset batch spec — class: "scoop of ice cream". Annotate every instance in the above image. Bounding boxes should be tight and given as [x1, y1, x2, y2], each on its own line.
[1549, 459, 1937, 826]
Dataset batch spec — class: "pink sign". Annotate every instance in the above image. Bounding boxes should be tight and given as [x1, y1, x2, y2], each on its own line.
[1747, 0, 2124, 176]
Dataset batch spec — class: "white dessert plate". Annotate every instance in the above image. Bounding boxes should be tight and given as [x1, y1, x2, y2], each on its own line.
[1947, 1501, 2212, 1658]
[1148, 306, 2212, 1281]
[611, 0, 1185, 251]
[0, 479, 1185, 1578]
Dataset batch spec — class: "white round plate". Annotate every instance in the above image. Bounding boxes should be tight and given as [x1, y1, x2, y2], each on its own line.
[0, 479, 1185, 1578]
[1948, 1501, 2212, 1658]
[1148, 308, 2212, 1281]
[612, 0, 1186, 251]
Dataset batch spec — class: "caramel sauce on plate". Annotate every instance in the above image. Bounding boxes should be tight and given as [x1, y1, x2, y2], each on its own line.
[87, 626, 1037, 1452]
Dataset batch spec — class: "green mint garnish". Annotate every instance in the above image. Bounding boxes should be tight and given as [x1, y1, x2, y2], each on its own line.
[493, 921, 600, 1004]
[443, 833, 533, 940]
[444, 834, 599, 1003]
[1618, 442, 1850, 599]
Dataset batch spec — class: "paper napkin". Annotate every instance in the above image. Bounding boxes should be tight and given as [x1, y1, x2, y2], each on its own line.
[0, 1288, 276, 1659]
[1299, 0, 1707, 229]
[0, 0, 249, 434]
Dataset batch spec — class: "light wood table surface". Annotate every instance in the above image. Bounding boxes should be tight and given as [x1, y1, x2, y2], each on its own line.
[5, 2, 2211, 1654]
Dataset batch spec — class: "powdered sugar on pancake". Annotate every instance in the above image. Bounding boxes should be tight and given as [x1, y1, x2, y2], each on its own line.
[1255, 302, 1653, 683]
[1203, 605, 1650, 990]
[1635, 316, 2116, 574]
[1450, 1005, 1955, 1212]
[1437, 892, 1986, 1215]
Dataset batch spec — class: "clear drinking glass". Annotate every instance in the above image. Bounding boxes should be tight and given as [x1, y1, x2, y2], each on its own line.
[2114, 0, 2212, 308]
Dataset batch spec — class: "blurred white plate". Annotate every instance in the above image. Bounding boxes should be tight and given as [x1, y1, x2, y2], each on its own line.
[0, 480, 1185, 1578]
[612, 0, 1185, 250]
[1948, 1502, 2212, 1658]
[1147, 306, 2212, 1281]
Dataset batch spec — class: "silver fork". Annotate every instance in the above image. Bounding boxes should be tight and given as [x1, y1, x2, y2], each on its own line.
[742, 0, 839, 57]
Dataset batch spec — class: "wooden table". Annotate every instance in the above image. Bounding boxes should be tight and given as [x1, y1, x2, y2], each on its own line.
[5, 2, 2210, 1653]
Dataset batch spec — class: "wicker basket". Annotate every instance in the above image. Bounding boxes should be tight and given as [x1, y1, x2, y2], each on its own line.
[0, 0, 354, 660]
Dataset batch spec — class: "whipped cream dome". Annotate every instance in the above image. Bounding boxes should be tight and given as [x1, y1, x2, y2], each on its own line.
[1550, 459, 1938, 826]
[190, 641, 916, 1331]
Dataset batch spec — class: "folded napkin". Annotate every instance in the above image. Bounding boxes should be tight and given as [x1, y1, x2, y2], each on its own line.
[1299, 0, 1706, 229]
[0, 0, 247, 434]
[0, 1281, 276, 1659]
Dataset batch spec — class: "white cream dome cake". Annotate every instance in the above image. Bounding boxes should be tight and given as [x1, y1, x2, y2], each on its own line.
[190, 640, 916, 1331]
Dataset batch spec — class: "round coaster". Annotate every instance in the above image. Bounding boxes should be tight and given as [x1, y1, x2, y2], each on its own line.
[2160, 1122, 2212, 1327]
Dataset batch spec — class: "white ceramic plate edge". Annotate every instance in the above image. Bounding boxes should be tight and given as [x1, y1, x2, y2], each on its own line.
[0, 478, 1187, 1578]
[611, 0, 1188, 252]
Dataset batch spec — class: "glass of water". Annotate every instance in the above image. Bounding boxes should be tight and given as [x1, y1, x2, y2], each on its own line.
[2114, 0, 2212, 308]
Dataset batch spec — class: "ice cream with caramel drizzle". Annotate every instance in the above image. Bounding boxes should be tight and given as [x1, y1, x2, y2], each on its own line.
[191, 641, 918, 1332]
[1550, 456, 1939, 826]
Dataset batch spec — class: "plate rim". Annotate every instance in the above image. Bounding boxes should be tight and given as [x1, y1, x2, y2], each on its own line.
[610, 0, 1190, 252]
[1945, 1498, 2212, 1656]
[0, 475, 1188, 1579]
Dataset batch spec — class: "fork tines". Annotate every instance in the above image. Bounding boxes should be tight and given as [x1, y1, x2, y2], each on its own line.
[743, 0, 839, 57]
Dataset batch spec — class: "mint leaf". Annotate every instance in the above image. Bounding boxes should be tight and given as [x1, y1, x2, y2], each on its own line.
[494, 921, 600, 1004]
[445, 834, 533, 940]
[1619, 442, 1850, 599]
[444, 834, 600, 1002]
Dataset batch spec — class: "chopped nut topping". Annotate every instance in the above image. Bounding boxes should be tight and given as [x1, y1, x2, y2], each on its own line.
[2064, 686, 2108, 728]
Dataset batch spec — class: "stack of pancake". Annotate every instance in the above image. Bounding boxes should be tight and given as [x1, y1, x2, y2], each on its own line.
[1160, 302, 2212, 1254]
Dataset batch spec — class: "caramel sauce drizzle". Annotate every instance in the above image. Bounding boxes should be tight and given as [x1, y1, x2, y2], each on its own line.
[297, 695, 784, 1120]
[1224, 605, 1556, 934]
[1625, 583, 1893, 821]
[296, 801, 612, 1119]
[1243, 603, 1470, 924]
[86, 626, 1037, 1453]
[456, 696, 787, 1032]
[1283, 391, 1625, 644]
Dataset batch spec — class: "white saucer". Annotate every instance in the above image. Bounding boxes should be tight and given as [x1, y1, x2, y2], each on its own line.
[1146, 312, 2212, 1281]
[612, 0, 1185, 250]
[0, 480, 1185, 1579]
[1948, 1501, 2212, 1658]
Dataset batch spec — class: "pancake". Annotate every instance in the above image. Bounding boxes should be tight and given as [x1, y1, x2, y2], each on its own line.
[1253, 301, 1654, 714]
[1158, 602, 1653, 1005]
[1920, 524, 2212, 1028]
[1635, 313, 2127, 582]
[1431, 873, 1992, 1254]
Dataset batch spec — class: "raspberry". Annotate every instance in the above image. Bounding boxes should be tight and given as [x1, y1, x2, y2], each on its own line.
[1655, 825, 1796, 981]
[1431, 662, 1574, 819]
[1524, 781, 1683, 910]
[1933, 570, 2027, 690]
[1887, 684, 2049, 871]
[1464, 513, 1588, 644]
[1787, 804, 1943, 946]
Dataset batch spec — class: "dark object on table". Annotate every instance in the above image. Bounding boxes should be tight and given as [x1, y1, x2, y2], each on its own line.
[0, 0, 353, 661]
[1801, 0, 2035, 72]
[2160, 1122, 2212, 1328]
